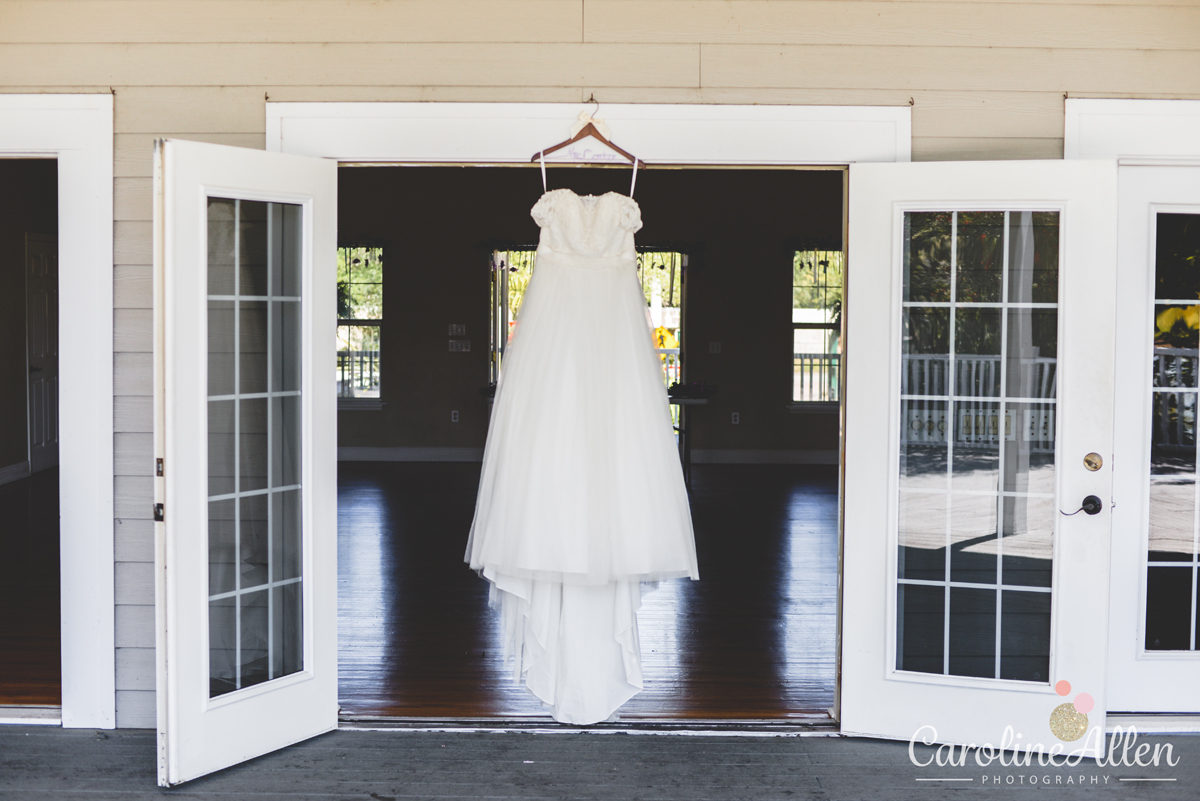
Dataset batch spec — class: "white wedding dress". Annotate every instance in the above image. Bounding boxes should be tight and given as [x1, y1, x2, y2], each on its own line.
[465, 188, 699, 724]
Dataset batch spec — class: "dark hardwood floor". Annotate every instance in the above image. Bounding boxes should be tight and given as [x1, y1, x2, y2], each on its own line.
[0, 468, 60, 706]
[337, 462, 839, 720]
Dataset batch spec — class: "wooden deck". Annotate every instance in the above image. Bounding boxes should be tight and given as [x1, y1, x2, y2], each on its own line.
[2, 725, 1195, 799]
[337, 462, 839, 720]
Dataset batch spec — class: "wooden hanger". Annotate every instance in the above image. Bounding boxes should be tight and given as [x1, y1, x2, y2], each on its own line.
[530, 97, 643, 166]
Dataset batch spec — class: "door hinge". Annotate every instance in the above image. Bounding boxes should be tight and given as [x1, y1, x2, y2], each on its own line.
[156, 458, 164, 477]
[153, 503, 165, 522]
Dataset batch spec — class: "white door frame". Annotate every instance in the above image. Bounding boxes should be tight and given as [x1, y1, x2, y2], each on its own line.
[266, 99, 910, 723]
[267, 102, 910, 165]
[0, 94, 115, 728]
[1065, 99, 1200, 164]
[1067, 99, 1200, 726]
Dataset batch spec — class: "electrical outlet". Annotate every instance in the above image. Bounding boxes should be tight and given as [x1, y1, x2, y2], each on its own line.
[449, 323, 466, 335]
[709, 341, 722, 354]
[732, 412, 740, 425]
[451, 410, 459, 423]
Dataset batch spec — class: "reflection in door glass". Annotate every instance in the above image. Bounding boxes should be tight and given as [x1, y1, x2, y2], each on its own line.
[207, 197, 304, 697]
[1146, 213, 1200, 651]
[897, 211, 1058, 682]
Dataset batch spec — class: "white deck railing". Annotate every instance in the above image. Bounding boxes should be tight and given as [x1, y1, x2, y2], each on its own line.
[793, 352, 840, 403]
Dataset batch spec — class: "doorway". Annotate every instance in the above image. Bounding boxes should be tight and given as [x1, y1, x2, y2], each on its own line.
[333, 165, 845, 719]
[0, 159, 60, 710]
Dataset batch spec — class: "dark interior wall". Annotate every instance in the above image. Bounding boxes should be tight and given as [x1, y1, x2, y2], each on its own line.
[337, 166, 843, 453]
[0, 160, 57, 469]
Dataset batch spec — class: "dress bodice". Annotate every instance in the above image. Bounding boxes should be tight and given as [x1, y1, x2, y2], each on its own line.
[531, 189, 642, 261]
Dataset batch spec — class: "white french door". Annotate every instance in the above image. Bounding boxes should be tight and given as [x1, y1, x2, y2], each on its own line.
[841, 160, 1118, 754]
[153, 139, 338, 786]
[1109, 164, 1200, 714]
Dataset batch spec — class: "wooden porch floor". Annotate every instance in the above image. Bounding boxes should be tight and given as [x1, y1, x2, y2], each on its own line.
[337, 463, 839, 720]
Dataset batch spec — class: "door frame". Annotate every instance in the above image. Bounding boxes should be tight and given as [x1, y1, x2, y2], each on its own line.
[1067, 98, 1200, 729]
[0, 95, 115, 729]
[266, 100, 911, 723]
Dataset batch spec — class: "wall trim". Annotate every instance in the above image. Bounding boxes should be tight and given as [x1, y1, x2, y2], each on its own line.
[337, 447, 839, 465]
[1106, 713, 1200, 734]
[339, 447, 484, 462]
[266, 102, 911, 165]
[0, 461, 30, 486]
[692, 449, 839, 465]
[1065, 99, 1200, 160]
[0, 94, 115, 729]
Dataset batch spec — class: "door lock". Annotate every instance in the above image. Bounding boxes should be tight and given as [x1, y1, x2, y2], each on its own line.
[1062, 495, 1103, 516]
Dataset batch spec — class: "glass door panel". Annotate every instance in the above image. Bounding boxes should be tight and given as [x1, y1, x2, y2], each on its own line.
[1146, 212, 1200, 651]
[897, 211, 1058, 684]
[206, 198, 304, 697]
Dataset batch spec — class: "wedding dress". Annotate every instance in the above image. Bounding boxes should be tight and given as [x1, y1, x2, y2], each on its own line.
[464, 185, 699, 725]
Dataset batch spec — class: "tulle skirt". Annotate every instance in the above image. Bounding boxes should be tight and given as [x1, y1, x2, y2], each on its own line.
[465, 245, 698, 723]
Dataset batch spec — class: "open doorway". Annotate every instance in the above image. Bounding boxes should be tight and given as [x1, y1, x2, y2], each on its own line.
[334, 165, 844, 720]
[0, 159, 60, 710]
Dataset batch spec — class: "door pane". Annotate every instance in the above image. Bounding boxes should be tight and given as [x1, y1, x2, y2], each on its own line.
[207, 197, 304, 698]
[1146, 212, 1200, 650]
[896, 211, 1058, 681]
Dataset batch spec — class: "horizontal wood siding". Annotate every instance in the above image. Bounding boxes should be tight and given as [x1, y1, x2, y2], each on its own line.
[0, 0, 1195, 728]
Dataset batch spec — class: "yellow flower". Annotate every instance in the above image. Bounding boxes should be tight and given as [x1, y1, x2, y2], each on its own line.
[1185, 305, 1200, 330]
[1158, 306, 1186, 334]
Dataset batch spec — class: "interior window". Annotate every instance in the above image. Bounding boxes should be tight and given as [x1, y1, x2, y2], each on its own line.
[793, 249, 843, 403]
[336, 246, 383, 401]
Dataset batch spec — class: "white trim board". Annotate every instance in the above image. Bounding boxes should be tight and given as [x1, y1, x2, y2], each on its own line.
[0, 94, 115, 729]
[1065, 99, 1200, 161]
[338, 447, 838, 465]
[267, 102, 911, 165]
[0, 461, 30, 487]
[0, 706, 62, 726]
[339, 446, 484, 462]
[1106, 714, 1200, 735]
[692, 449, 838, 465]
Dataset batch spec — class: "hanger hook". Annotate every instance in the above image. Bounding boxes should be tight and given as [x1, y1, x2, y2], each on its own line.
[586, 93, 599, 118]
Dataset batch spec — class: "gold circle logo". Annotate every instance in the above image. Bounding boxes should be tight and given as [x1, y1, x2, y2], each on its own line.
[1048, 703, 1088, 742]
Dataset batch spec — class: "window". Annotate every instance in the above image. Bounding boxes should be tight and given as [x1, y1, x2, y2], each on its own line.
[489, 249, 536, 384]
[489, 249, 686, 428]
[336, 246, 383, 404]
[793, 249, 843, 403]
[638, 251, 685, 431]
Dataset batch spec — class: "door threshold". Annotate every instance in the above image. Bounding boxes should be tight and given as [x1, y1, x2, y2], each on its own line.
[338, 714, 840, 736]
[1107, 713, 1200, 734]
[0, 705, 62, 726]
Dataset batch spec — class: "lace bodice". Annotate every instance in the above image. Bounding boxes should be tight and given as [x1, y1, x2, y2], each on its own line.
[531, 189, 642, 260]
